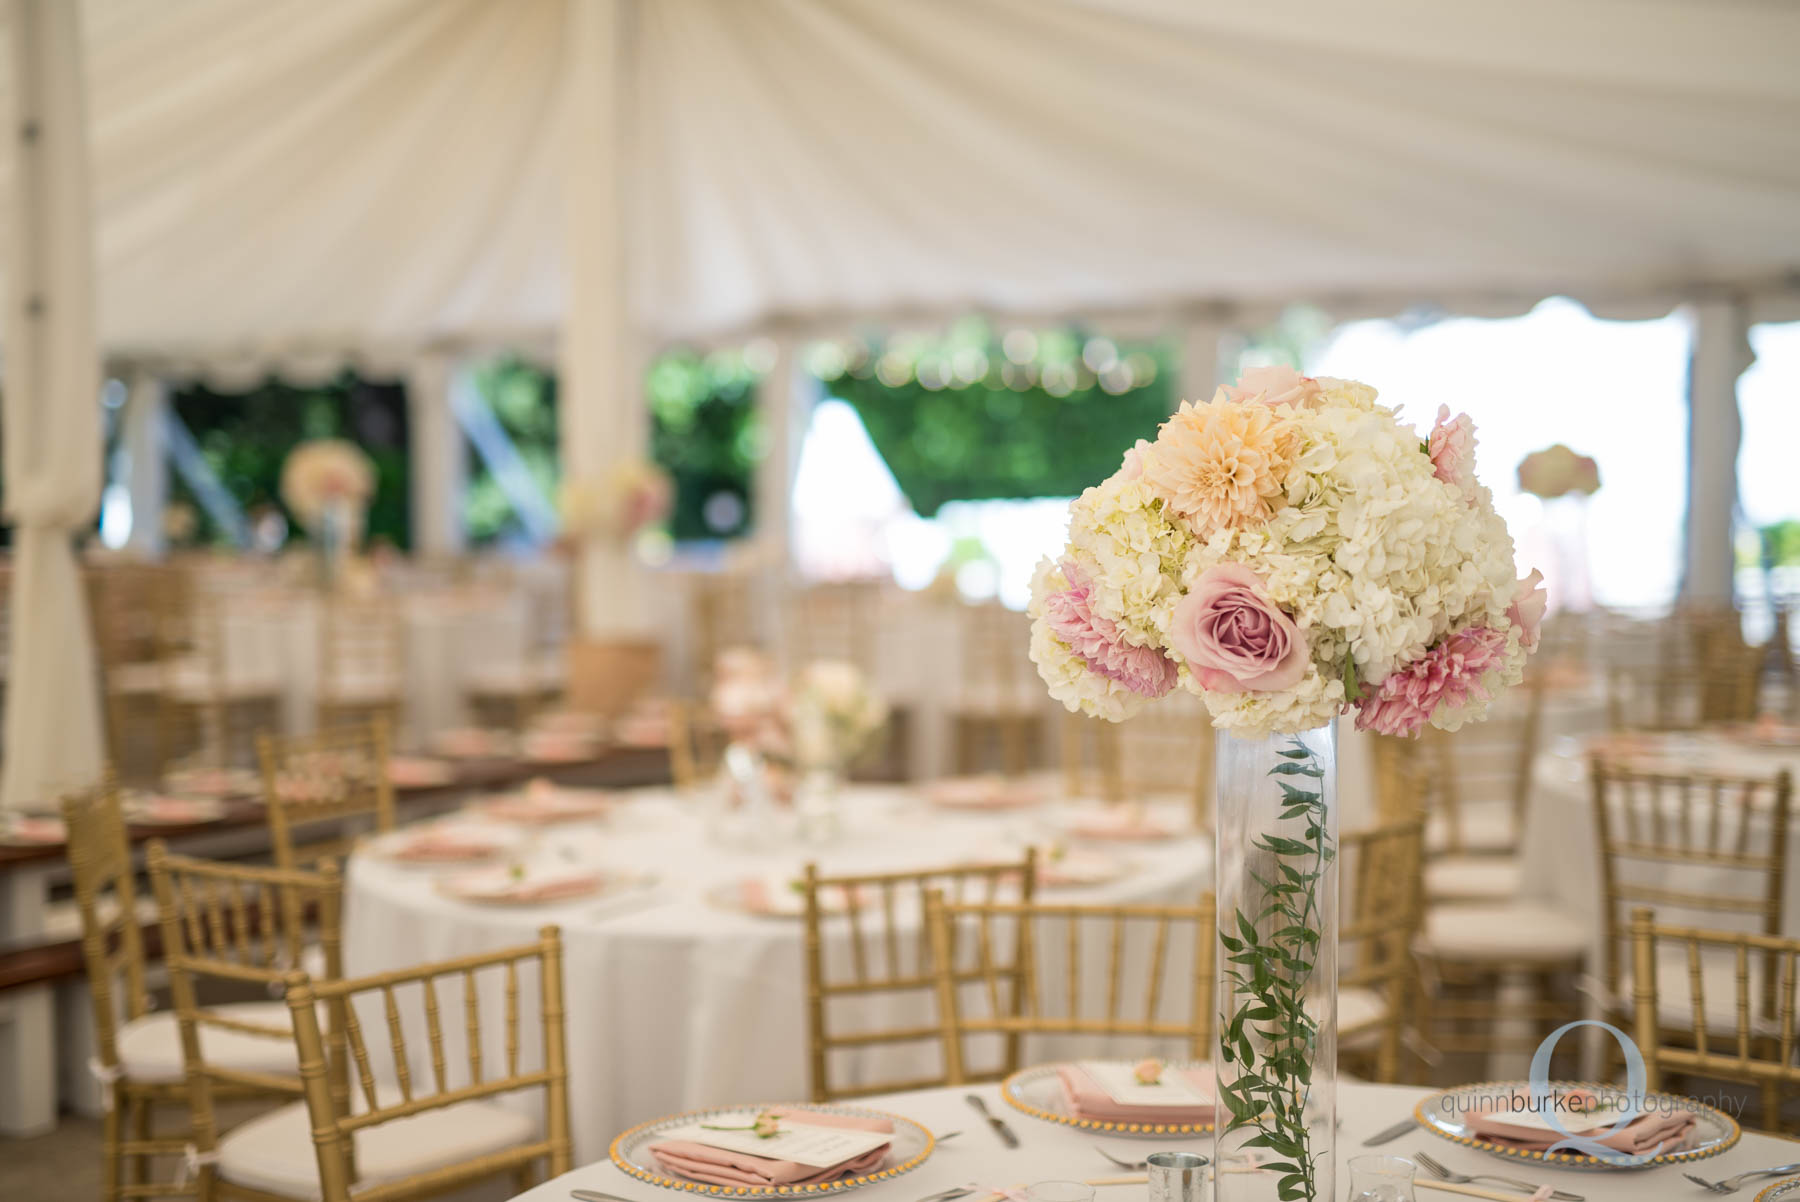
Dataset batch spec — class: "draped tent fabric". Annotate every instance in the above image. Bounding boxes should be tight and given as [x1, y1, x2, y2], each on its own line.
[2, 0, 105, 810]
[0, 0, 1792, 368]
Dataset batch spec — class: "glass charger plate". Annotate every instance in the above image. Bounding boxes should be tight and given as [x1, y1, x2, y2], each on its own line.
[1001, 1062, 1215, 1138]
[610, 1103, 934, 1196]
[1758, 1180, 1800, 1201]
[1415, 1080, 1740, 1171]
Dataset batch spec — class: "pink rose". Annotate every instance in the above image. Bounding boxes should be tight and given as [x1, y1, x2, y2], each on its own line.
[1117, 438, 1153, 481]
[1428, 404, 1476, 491]
[1170, 564, 1308, 693]
[1508, 569, 1547, 652]
[1223, 365, 1321, 409]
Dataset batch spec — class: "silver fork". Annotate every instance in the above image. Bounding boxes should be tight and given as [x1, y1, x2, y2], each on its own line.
[1683, 1164, 1800, 1195]
[1413, 1150, 1585, 1202]
[1095, 1146, 1149, 1171]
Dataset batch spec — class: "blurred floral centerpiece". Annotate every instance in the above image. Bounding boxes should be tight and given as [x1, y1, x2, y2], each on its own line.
[1027, 366, 1542, 1202]
[1516, 442, 1601, 499]
[790, 660, 887, 773]
[558, 458, 674, 546]
[279, 438, 376, 588]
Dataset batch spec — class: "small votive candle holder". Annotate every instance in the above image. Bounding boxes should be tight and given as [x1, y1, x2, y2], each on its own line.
[1146, 1150, 1209, 1202]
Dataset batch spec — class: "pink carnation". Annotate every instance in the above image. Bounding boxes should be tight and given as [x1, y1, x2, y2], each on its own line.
[1044, 562, 1179, 699]
[1223, 365, 1321, 409]
[1427, 404, 1476, 491]
[1354, 626, 1509, 737]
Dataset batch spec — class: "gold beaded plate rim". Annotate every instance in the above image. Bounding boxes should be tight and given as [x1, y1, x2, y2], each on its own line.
[1414, 1079, 1741, 1172]
[1756, 1178, 1800, 1201]
[608, 1102, 936, 1196]
[999, 1062, 1216, 1139]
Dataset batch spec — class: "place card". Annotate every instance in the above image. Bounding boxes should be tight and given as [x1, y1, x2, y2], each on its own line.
[1080, 1060, 1212, 1107]
[660, 1118, 891, 1169]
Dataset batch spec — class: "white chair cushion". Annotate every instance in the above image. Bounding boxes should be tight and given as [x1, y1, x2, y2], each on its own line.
[1418, 902, 1589, 963]
[117, 1001, 298, 1084]
[216, 1093, 537, 1200]
[1425, 856, 1523, 903]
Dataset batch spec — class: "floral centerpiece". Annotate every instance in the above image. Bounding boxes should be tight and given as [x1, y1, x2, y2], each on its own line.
[558, 458, 674, 545]
[1517, 443, 1600, 499]
[790, 660, 888, 773]
[279, 439, 376, 588]
[1028, 366, 1543, 1202]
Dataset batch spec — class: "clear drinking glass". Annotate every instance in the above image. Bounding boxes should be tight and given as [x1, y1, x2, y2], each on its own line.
[1344, 1155, 1415, 1202]
[1023, 1183, 1095, 1202]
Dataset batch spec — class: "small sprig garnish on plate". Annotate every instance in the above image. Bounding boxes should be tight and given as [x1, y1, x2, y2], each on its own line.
[703, 1109, 783, 1139]
[1133, 1057, 1164, 1085]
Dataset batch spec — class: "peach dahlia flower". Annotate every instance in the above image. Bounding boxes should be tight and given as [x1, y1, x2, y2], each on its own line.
[1142, 395, 1296, 533]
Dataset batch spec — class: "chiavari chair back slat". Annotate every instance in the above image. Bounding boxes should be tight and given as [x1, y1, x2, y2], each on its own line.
[1630, 908, 1800, 1131]
[925, 892, 1216, 1085]
[63, 775, 154, 1073]
[1591, 761, 1792, 1010]
[282, 927, 572, 1202]
[258, 720, 395, 869]
[802, 854, 1038, 1102]
[318, 599, 405, 730]
[1339, 818, 1426, 1082]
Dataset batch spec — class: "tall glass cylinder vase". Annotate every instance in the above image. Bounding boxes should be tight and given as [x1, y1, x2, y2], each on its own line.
[1212, 720, 1337, 1202]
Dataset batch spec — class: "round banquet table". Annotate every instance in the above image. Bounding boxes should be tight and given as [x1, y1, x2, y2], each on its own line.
[512, 1077, 1795, 1202]
[1519, 729, 1800, 972]
[344, 785, 1212, 1161]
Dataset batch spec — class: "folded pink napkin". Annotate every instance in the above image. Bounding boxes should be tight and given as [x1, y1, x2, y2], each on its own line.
[389, 831, 501, 863]
[1056, 1064, 1216, 1124]
[649, 1107, 892, 1187]
[484, 873, 603, 903]
[927, 776, 1045, 810]
[1469, 1107, 1697, 1154]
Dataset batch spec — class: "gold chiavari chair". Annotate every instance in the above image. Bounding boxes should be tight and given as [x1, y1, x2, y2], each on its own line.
[950, 602, 1043, 776]
[136, 842, 344, 1201]
[924, 892, 1216, 1084]
[801, 853, 1039, 1102]
[1606, 654, 1763, 733]
[257, 720, 395, 870]
[275, 929, 573, 1202]
[1064, 692, 1214, 828]
[1589, 761, 1792, 1032]
[665, 700, 727, 795]
[1339, 818, 1427, 1083]
[1408, 732, 1590, 1073]
[160, 592, 284, 776]
[317, 598, 405, 732]
[1631, 909, 1800, 1133]
[687, 570, 758, 698]
[89, 562, 184, 781]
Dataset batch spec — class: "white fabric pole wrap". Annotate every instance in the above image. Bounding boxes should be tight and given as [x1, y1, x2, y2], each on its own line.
[121, 369, 169, 556]
[2, 0, 106, 811]
[405, 352, 466, 557]
[1681, 296, 1752, 605]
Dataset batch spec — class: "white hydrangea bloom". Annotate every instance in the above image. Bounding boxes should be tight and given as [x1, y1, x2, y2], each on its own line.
[1064, 470, 1193, 648]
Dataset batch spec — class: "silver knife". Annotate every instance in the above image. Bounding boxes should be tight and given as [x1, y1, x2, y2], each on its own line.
[1361, 1118, 1415, 1146]
[966, 1092, 1020, 1148]
[571, 1192, 636, 1202]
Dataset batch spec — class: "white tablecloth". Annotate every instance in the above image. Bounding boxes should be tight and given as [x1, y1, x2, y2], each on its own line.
[1520, 731, 1800, 972]
[514, 1078, 1793, 1202]
[344, 786, 1212, 1161]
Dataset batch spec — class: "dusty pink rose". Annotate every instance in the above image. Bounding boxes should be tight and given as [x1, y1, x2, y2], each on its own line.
[1428, 404, 1476, 491]
[1117, 438, 1153, 481]
[1508, 569, 1547, 652]
[1354, 626, 1509, 737]
[1044, 562, 1178, 699]
[1170, 564, 1308, 693]
[1223, 365, 1321, 409]
[1132, 1057, 1164, 1085]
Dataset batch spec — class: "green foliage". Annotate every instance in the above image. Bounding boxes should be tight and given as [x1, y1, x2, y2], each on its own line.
[465, 357, 557, 546]
[1216, 736, 1335, 1201]
[1758, 521, 1800, 567]
[169, 372, 409, 548]
[817, 319, 1174, 514]
[647, 348, 761, 542]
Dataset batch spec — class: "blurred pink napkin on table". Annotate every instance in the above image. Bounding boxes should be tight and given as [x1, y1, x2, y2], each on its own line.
[648, 1107, 892, 1187]
[1469, 1106, 1696, 1154]
[1056, 1063, 1216, 1124]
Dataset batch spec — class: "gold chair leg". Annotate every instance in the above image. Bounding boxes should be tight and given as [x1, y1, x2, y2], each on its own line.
[128, 1093, 154, 1187]
[101, 1091, 123, 1202]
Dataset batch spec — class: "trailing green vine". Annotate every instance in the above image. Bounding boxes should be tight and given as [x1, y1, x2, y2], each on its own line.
[1216, 736, 1334, 1202]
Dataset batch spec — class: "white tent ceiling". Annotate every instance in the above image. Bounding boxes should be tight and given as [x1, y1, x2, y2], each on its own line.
[5, 0, 1799, 370]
